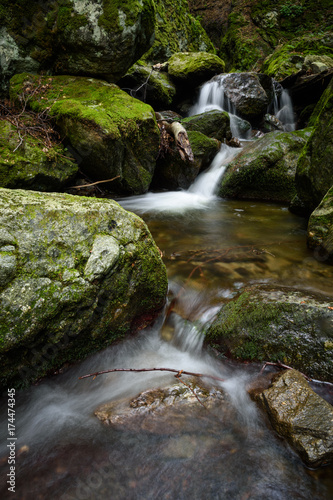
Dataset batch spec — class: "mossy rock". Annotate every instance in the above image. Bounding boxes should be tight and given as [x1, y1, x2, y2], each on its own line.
[307, 186, 333, 264]
[142, 0, 215, 63]
[0, 188, 168, 391]
[10, 73, 160, 195]
[218, 128, 312, 202]
[152, 130, 219, 190]
[205, 286, 333, 382]
[262, 34, 333, 80]
[295, 77, 333, 213]
[0, 120, 77, 191]
[117, 61, 176, 110]
[168, 52, 225, 88]
[181, 110, 231, 142]
[0, 0, 156, 95]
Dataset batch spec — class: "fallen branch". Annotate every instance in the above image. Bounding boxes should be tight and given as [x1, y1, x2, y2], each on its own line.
[79, 367, 225, 383]
[68, 175, 120, 189]
[155, 112, 194, 162]
[260, 361, 311, 381]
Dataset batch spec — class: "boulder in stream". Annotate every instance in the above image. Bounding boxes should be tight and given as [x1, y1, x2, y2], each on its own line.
[181, 110, 232, 143]
[205, 286, 333, 382]
[0, 188, 168, 390]
[253, 369, 333, 468]
[218, 128, 312, 202]
[167, 52, 226, 90]
[10, 73, 160, 195]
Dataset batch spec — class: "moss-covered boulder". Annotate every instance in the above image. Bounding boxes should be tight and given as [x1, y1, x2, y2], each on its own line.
[205, 286, 333, 382]
[0, 188, 168, 390]
[168, 52, 225, 89]
[181, 110, 231, 142]
[253, 369, 333, 467]
[307, 186, 333, 264]
[152, 130, 219, 190]
[295, 77, 333, 214]
[0, 120, 78, 191]
[10, 73, 160, 195]
[262, 35, 333, 81]
[218, 129, 312, 202]
[0, 0, 156, 95]
[142, 0, 215, 63]
[117, 61, 176, 110]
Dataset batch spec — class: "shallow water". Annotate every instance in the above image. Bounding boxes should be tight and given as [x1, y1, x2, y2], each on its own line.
[1, 190, 333, 499]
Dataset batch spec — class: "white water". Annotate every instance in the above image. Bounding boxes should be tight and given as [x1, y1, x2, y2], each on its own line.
[189, 75, 252, 139]
[119, 144, 240, 214]
[271, 80, 296, 131]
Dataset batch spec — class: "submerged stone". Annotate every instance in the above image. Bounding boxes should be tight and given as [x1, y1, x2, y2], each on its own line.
[254, 369, 333, 467]
[0, 188, 168, 390]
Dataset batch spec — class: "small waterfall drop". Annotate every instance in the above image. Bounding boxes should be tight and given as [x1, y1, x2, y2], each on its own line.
[189, 75, 252, 140]
[271, 80, 296, 131]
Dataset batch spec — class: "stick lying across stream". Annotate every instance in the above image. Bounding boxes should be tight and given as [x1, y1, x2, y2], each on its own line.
[78, 367, 226, 382]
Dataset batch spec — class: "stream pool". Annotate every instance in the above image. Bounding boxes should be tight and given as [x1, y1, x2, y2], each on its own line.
[1, 193, 332, 500]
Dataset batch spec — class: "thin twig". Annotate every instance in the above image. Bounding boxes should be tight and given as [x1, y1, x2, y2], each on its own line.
[175, 370, 207, 408]
[68, 176, 120, 189]
[78, 367, 225, 383]
[260, 361, 311, 380]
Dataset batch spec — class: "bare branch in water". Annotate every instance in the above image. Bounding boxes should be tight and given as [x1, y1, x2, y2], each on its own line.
[78, 367, 225, 382]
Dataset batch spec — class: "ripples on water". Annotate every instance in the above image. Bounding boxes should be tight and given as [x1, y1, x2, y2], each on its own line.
[1, 147, 333, 499]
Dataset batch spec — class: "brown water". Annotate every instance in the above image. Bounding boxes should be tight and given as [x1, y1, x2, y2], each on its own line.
[0, 196, 332, 500]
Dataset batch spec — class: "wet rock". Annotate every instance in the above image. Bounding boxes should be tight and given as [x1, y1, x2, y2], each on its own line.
[253, 369, 333, 467]
[221, 73, 270, 122]
[95, 380, 230, 434]
[0, 188, 168, 390]
[10, 74, 160, 195]
[218, 128, 312, 203]
[205, 285, 333, 382]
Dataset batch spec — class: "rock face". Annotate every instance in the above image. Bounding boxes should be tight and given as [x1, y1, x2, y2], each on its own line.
[205, 286, 333, 382]
[10, 73, 160, 195]
[0, 120, 78, 191]
[295, 77, 333, 214]
[218, 129, 312, 202]
[0, 0, 156, 95]
[307, 186, 333, 264]
[0, 188, 168, 390]
[254, 369, 333, 467]
[95, 380, 229, 434]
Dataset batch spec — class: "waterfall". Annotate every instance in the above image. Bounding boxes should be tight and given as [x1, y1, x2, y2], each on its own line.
[271, 80, 296, 131]
[189, 75, 252, 140]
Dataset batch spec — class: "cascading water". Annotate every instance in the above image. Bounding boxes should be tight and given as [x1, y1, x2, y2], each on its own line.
[189, 75, 252, 139]
[270, 79, 296, 131]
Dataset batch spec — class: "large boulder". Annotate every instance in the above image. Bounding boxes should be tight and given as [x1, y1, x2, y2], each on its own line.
[253, 369, 333, 467]
[307, 186, 333, 264]
[205, 286, 333, 382]
[294, 77, 333, 214]
[0, 119, 78, 191]
[0, 188, 168, 390]
[219, 73, 271, 122]
[218, 129, 312, 202]
[0, 0, 156, 95]
[10, 73, 160, 195]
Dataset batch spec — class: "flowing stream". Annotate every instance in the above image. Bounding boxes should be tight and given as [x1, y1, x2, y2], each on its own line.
[1, 87, 333, 499]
